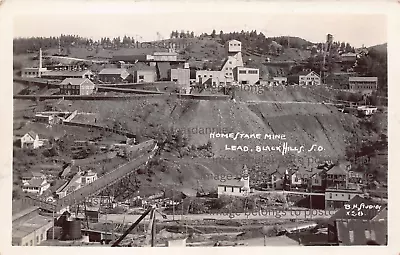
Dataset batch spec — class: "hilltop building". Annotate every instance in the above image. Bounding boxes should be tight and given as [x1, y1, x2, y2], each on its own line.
[196, 39, 260, 87]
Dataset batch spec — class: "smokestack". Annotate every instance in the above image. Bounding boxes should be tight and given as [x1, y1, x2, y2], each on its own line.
[39, 48, 43, 69]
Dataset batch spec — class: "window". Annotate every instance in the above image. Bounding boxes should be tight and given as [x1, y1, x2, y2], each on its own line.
[348, 194, 351, 199]
[365, 230, 371, 239]
[231, 187, 234, 192]
[204, 75, 207, 77]
[37, 236, 39, 243]
[139, 75, 144, 79]
[173, 79, 178, 82]
[198, 75, 201, 78]
[329, 193, 332, 199]
[226, 67, 229, 70]
[224, 186, 226, 192]
[248, 70, 258, 74]
[30, 240, 33, 246]
[229, 61, 232, 64]
[239, 70, 246, 74]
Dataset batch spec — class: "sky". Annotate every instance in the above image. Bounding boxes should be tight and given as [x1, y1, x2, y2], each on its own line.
[14, 13, 387, 48]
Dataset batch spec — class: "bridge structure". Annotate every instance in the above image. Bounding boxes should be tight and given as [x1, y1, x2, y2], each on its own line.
[25, 140, 159, 214]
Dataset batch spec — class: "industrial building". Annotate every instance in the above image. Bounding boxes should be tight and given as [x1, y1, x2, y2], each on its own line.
[41, 70, 94, 80]
[196, 39, 260, 87]
[59, 78, 96, 95]
[12, 207, 54, 246]
[98, 68, 130, 83]
[349, 77, 378, 95]
[21, 48, 48, 78]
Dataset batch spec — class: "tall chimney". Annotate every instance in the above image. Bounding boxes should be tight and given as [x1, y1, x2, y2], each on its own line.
[39, 48, 43, 69]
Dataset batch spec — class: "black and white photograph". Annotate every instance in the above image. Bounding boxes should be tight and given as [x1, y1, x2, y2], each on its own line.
[5, 2, 393, 249]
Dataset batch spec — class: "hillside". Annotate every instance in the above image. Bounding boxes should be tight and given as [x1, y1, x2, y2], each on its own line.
[41, 88, 378, 194]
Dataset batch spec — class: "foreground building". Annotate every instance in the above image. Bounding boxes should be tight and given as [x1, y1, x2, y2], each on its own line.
[12, 207, 54, 246]
[59, 78, 95, 95]
[327, 195, 387, 245]
[217, 165, 250, 197]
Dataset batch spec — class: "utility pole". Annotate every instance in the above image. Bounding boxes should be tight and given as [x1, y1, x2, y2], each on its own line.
[172, 190, 175, 221]
[52, 204, 55, 240]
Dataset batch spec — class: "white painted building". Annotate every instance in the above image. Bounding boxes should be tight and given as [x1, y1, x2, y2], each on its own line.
[22, 178, 50, 195]
[217, 165, 250, 198]
[20, 131, 43, 149]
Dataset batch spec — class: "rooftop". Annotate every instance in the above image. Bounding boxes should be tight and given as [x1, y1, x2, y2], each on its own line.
[349, 77, 378, 82]
[41, 70, 92, 77]
[25, 178, 46, 188]
[60, 78, 91, 86]
[99, 68, 129, 75]
[12, 215, 53, 239]
[335, 219, 387, 245]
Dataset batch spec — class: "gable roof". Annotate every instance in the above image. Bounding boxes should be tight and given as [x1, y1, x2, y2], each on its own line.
[99, 68, 129, 75]
[26, 178, 46, 188]
[328, 195, 385, 224]
[26, 131, 38, 139]
[296, 70, 319, 77]
[60, 78, 90, 86]
[327, 164, 348, 175]
[217, 179, 244, 188]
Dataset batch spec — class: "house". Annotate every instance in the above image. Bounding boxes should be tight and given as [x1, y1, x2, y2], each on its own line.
[327, 195, 387, 245]
[20, 131, 43, 149]
[98, 68, 130, 83]
[22, 178, 50, 195]
[133, 65, 157, 83]
[324, 188, 363, 209]
[41, 70, 94, 80]
[357, 106, 378, 116]
[21, 171, 46, 183]
[81, 170, 98, 185]
[324, 162, 350, 190]
[349, 77, 378, 95]
[340, 53, 358, 63]
[287, 71, 321, 86]
[59, 78, 95, 95]
[272, 77, 288, 85]
[217, 165, 250, 198]
[264, 168, 286, 190]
